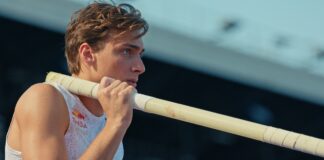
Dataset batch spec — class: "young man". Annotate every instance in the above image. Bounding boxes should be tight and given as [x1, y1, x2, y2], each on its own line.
[5, 2, 148, 160]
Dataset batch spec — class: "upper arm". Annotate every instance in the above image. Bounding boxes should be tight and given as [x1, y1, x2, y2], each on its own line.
[15, 83, 69, 160]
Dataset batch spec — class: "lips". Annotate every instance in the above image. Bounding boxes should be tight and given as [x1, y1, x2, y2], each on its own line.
[126, 79, 138, 87]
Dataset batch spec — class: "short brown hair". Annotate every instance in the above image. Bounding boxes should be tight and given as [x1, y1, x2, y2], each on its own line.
[65, 2, 149, 74]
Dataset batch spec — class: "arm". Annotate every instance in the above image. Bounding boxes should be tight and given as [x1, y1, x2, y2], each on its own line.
[79, 119, 128, 160]
[79, 77, 135, 160]
[17, 78, 133, 160]
[16, 83, 69, 160]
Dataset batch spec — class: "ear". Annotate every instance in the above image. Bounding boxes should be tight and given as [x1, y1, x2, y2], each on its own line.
[79, 42, 95, 64]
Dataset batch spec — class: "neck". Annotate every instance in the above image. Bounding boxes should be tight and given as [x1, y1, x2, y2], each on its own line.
[78, 95, 104, 117]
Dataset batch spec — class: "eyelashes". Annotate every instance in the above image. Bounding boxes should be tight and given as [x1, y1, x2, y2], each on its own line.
[120, 48, 144, 58]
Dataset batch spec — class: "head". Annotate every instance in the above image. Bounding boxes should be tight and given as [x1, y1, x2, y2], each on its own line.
[65, 2, 148, 86]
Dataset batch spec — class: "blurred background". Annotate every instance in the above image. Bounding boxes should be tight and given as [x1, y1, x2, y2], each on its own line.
[1, 0, 324, 159]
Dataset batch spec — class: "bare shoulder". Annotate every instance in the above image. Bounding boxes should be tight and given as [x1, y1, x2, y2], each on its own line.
[14, 83, 69, 133]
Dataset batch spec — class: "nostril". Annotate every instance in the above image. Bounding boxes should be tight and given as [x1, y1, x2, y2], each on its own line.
[132, 61, 145, 74]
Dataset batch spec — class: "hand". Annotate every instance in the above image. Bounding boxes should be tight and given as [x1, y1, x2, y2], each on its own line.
[97, 77, 136, 129]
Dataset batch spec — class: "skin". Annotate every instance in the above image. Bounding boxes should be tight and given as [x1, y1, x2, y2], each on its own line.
[6, 32, 146, 160]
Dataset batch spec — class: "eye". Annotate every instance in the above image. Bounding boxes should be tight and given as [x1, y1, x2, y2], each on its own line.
[122, 48, 131, 56]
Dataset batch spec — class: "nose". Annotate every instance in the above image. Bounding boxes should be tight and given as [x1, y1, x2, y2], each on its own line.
[132, 57, 145, 75]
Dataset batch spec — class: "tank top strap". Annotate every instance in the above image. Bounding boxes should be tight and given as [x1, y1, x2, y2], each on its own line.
[44, 82, 77, 112]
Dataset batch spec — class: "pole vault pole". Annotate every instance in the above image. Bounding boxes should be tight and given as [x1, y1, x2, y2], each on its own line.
[45, 71, 324, 158]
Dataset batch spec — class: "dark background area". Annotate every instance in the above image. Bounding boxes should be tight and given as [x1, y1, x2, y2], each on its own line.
[1, 16, 324, 160]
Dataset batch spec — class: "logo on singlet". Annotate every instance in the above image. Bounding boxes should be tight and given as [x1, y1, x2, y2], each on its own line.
[72, 108, 87, 128]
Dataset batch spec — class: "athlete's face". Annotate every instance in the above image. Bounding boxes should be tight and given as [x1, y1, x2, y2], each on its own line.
[94, 34, 145, 87]
[79, 32, 146, 87]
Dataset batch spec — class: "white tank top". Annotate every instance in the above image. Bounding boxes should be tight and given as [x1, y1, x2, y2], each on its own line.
[5, 82, 124, 160]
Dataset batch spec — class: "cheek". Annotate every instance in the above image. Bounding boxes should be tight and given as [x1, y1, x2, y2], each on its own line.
[115, 59, 131, 71]
[106, 58, 131, 75]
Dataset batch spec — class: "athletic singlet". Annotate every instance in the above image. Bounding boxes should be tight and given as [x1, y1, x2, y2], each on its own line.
[5, 82, 124, 160]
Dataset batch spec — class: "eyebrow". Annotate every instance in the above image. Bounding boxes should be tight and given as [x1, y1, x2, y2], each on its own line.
[122, 43, 145, 54]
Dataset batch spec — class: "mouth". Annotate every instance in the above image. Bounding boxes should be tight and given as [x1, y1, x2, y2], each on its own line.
[126, 79, 138, 87]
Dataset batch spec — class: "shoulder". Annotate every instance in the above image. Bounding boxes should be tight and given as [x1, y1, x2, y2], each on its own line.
[22, 83, 62, 97]
[14, 83, 69, 132]
[16, 83, 66, 110]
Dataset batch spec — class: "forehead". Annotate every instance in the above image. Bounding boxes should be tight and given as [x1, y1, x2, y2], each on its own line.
[110, 33, 144, 48]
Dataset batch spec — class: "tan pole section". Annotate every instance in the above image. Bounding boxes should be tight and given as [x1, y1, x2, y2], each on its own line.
[45, 71, 324, 157]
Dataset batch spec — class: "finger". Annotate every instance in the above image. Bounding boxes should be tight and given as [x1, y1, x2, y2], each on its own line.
[119, 86, 137, 105]
[108, 80, 123, 89]
[119, 85, 136, 97]
[99, 76, 114, 90]
[111, 81, 129, 96]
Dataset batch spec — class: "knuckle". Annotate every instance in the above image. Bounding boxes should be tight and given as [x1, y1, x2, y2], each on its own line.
[102, 76, 108, 81]
[101, 76, 109, 83]
[121, 82, 128, 87]
[110, 80, 119, 86]
[119, 87, 134, 97]
[110, 90, 117, 96]
[98, 88, 110, 98]
[102, 88, 110, 95]
[126, 86, 135, 92]
[100, 77, 111, 87]
[114, 80, 121, 84]
[118, 91, 126, 97]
